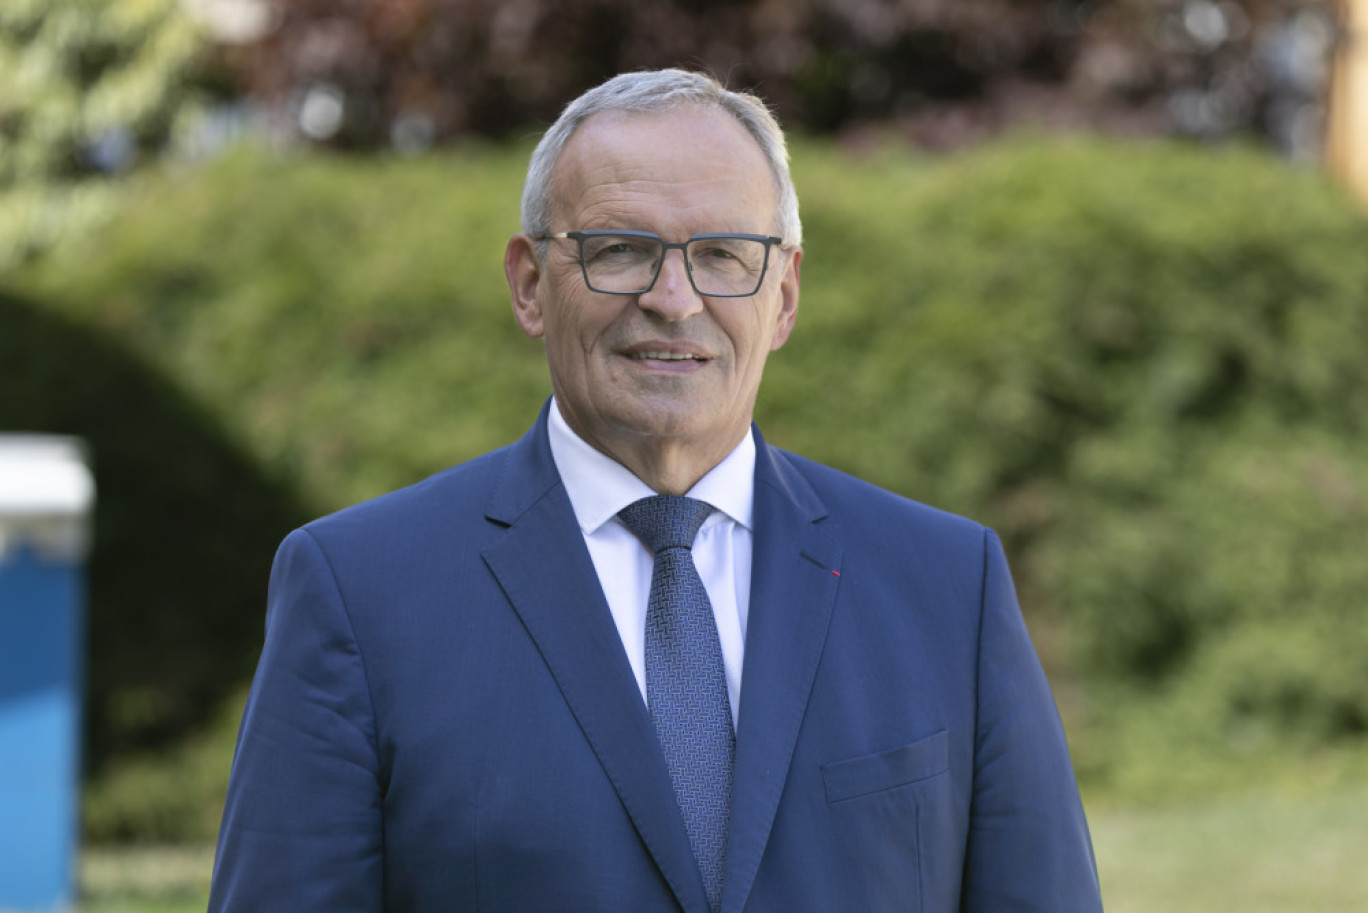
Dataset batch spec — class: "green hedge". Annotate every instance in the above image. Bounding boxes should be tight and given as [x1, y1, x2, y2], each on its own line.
[11, 134, 1368, 837]
[0, 290, 304, 804]
[766, 137, 1368, 790]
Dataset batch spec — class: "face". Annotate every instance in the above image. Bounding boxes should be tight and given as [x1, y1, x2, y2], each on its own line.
[505, 106, 801, 470]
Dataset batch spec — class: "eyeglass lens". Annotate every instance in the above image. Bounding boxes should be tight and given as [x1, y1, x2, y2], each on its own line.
[579, 234, 770, 296]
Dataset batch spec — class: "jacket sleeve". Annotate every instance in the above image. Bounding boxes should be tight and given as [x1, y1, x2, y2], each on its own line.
[960, 529, 1104, 912]
[208, 527, 384, 912]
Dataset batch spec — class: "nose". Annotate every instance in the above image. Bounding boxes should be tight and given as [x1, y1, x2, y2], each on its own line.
[637, 248, 705, 321]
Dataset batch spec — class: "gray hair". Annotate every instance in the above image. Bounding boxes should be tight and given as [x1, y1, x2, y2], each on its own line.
[520, 69, 802, 249]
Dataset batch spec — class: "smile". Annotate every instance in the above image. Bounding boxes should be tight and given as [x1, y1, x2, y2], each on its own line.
[628, 351, 706, 362]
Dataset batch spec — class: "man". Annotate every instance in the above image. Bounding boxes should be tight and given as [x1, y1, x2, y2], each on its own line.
[209, 69, 1103, 912]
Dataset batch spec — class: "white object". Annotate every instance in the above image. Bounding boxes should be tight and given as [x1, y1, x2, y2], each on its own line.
[0, 435, 95, 561]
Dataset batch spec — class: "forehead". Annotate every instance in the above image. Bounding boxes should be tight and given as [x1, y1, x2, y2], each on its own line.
[549, 106, 778, 234]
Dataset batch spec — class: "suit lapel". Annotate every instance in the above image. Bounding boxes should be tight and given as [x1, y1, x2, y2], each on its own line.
[722, 432, 843, 913]
[480, 405, 711, 913]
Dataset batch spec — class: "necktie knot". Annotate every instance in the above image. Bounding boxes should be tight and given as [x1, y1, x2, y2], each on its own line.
[618, 495, 714, 554]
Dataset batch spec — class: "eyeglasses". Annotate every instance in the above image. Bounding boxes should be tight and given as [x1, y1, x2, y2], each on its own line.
[541, 230, 785, 298]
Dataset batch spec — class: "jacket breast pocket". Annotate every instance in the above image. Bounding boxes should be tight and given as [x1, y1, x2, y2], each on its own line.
[821, 729, 950, 804]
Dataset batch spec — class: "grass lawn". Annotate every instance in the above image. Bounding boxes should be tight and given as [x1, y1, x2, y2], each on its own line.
[80, 845, 210, 913]
[1089, 785, 1368, 913]
[77, 787, 1368, 911]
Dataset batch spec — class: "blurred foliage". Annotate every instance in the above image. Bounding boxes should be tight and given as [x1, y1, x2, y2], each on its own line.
[0, 290, 306, 794]
[82, 690, 245, 844]
[763, 136, 1368, 786]
[9, 134, 1368, 839]
[14, 145, 549, 512]
[0, 0, 205, 270]
[218, 0, 1336, 151]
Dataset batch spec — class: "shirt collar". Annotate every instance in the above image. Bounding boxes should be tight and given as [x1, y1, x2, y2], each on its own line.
[547, 397, 755, 535]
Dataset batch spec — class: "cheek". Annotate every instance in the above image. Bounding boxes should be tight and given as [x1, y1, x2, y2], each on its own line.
[543, 298, 614, 362]
[726, 310, 779, 364]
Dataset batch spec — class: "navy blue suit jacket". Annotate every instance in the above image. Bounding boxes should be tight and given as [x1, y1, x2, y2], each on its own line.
[209, 405, 1103, 912]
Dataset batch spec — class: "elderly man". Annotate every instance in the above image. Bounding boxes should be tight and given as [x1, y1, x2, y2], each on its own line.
[209, 69, 1103, 912]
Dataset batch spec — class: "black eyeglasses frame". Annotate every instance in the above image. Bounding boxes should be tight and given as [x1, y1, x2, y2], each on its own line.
[539, 229, 786, 298]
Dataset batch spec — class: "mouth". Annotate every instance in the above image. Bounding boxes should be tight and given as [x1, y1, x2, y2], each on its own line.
[627, 351, 708, 363]
[618, 339, 713, 366]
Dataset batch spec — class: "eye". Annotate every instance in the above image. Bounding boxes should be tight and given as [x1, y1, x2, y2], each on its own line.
[693, 239, 750, 261]
[690, 238, 764, 272]
[583, 236, 656, 262]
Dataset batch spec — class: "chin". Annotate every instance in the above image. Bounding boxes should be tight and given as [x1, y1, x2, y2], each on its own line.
[611, 400, 715, 439]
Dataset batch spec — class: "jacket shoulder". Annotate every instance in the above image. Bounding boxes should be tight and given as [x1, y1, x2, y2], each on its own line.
[299, 445, 512, 553]
[771, 448, 987, 545]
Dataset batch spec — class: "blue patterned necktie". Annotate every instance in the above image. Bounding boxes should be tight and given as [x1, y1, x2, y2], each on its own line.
[618, 494, 734, 913]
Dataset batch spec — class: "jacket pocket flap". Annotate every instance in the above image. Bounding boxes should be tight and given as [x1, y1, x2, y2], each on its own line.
[822, 729, 950, 804]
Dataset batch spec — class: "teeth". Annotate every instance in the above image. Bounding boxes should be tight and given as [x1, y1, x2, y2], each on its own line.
[633, 351, 700, 361]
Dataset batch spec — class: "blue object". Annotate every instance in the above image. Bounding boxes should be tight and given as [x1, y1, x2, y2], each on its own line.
[0, 437, 93, 912]
[619, 495, 733, 913]
[208, 404, 1104, 912]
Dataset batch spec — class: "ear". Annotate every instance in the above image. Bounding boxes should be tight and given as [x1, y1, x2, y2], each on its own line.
[505, 234, 546, 339]
[769, 248, 801, 351]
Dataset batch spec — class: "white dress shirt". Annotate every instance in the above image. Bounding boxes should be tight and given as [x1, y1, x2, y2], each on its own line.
[546, 398, 753, 725]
